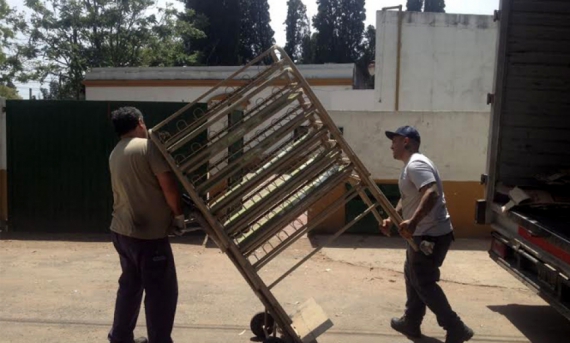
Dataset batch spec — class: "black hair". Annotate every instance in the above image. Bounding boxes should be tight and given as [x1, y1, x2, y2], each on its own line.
[111, 107, 144, 136]
[404, 138, 420, 152]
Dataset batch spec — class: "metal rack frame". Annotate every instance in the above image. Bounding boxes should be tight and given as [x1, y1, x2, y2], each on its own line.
[149, 45, 415, 343]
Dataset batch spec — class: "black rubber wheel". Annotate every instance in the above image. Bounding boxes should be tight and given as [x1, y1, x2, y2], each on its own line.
[263, 337, 285, 343]
[250, 312, 275, 338]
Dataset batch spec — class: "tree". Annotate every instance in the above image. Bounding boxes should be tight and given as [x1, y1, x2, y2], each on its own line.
[39, 79, 61, 100]
[0, 0, 14, 82]
[356, 25, 375, 88]
[1, 0, 26, 94]
[406, 0, 423, 12]
[146, 6, 205, 67]
[22, 0, 203, 100]
[0, 84, 21, 99]
[284, 0, 310, 63]
[182, 0, 275, 65]
[424, 0, 445, 13]
[182, 0, 241, 65]
[300, 32, 317, 64]
[239, 0, 275, 63]
[312, 0, 366, 64]
[406, 0, 446, 13]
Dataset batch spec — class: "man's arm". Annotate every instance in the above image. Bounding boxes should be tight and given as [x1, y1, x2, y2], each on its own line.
[380, 199, 402, 235]
[147, 140, 183, 217]
[408, 182, 439, 231]
[156, 171, 183, 216]
[395, 199, 403, 216]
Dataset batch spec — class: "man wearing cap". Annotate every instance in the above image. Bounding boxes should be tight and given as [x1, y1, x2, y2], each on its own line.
[382, 126, 473, 343]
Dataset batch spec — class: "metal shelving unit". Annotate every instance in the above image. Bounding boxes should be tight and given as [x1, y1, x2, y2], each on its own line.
[149, 46, 414, 343]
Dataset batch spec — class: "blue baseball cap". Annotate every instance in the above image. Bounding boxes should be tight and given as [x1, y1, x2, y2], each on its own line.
[385, 125, 421, 144]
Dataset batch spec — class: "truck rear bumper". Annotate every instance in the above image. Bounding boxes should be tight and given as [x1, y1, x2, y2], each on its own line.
[490, 231, 570, 321]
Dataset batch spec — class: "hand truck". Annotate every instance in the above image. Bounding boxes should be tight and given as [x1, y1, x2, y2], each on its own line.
[149, 45, 416, 343]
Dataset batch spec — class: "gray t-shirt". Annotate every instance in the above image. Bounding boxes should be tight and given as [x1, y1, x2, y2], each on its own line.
[398, 153, 453, 237]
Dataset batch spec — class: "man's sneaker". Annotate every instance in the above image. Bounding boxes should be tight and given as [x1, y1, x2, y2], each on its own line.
[134, 338, 148, 343]
[445, 323, 474, 343]
[390, 316, 422, 339]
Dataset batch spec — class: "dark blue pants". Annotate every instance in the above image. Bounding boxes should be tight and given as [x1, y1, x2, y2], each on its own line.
[108, 232, 178, 343]
[404, 232, 462, 331]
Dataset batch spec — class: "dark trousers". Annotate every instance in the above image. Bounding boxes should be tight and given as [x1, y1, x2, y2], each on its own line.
[404, 232, 462, 331]
[108, 232, 178, 343]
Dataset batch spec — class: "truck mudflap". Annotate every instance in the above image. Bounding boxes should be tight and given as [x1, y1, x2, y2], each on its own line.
[490, 230, 570, 321]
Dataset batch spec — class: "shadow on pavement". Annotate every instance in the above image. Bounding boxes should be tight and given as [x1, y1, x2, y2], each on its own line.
[1, 230, 491, 252]
[308, 234, 491, 251]
[0, 231, 215, 247]
[488, 304, 570, 343]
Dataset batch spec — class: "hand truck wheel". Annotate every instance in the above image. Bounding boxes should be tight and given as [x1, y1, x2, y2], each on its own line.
[250, 311, 275, 338]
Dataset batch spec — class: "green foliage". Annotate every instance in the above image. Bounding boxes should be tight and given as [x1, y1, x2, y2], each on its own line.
[406, 0, 423, 11]
[239, 0, 275, 63]
[300, 32, 317, 64]
[182, 0, 241, 65]
[407, 0, 446, 13]
[424, 0, 446, 13]
[356, 25, 375, 87]
[0, 0, 27, 86]
[0, 84, 21, 99]
[182, 0, 275, 65]
[284, 0, 310, 63]
[312, 0, 366, 64]
[21, 0, 204, 99]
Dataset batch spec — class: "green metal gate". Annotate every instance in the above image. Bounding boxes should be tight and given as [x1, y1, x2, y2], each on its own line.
[6, 100, 207, 233]
[345, 182, 401, 234]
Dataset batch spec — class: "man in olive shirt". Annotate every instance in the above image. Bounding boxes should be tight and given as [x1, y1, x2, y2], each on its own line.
[108, 107, 184, 343]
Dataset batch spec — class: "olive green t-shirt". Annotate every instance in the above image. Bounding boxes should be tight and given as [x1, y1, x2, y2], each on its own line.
[109, 137, 173, 239]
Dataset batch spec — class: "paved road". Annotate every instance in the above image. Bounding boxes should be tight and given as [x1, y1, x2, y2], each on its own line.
[1, 233, 568, 343]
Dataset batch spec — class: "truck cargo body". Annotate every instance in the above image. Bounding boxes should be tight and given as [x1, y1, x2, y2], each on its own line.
[478, 0, 570, 320]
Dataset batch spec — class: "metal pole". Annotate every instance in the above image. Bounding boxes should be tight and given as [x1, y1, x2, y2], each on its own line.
[382, 5, 403, 111]
[396, 5, 403, 111]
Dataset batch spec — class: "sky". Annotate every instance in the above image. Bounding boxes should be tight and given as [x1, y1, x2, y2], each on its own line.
[6, 0, 499, 99]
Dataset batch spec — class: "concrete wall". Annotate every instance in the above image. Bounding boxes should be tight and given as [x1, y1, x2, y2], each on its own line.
[86, 85, 355, 110]
[86, 63, 356, 82]
[330, 111, 490, 181]
[375, 11, 497, 112]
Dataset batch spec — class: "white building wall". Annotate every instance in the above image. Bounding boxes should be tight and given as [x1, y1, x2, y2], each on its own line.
[86, 86, 491, 182]
[375, 11, 497, 112]
[329, 110, 490, 182]
[86, 85, 352, 109]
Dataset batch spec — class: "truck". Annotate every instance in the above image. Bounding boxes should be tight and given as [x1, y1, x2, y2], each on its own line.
[476, 0, 570, 320]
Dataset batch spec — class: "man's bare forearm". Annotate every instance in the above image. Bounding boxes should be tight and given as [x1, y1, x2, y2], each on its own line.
[395, 199, 402, 215]
[157, 172, 183, 216]
[409, 185, 438, 230]
[164, 189, 183, 216]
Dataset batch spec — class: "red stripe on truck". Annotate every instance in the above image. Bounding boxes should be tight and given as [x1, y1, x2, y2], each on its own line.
[518, 227, 570, 265]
